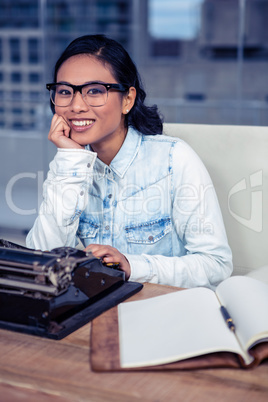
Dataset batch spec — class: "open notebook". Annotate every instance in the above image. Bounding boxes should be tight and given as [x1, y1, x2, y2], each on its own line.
[90, 275, 268, 371]
[118, 276, 268, 368]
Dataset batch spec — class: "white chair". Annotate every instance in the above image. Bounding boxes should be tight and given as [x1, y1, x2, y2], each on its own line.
[163, 123, 268, 278]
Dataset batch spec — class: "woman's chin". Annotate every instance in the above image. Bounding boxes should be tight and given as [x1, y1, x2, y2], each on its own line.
[70, 132, 90, 147]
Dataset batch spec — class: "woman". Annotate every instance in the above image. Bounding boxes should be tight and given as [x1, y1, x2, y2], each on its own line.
[26, 34, 232, 289]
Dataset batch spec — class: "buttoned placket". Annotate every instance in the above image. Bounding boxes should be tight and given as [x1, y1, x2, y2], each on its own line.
[80, 161, 92, 197]
[102, 166, 116, 245]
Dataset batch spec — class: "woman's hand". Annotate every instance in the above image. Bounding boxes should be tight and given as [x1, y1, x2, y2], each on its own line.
[48, 114, 84, 149]
[84, 244, 131, 280]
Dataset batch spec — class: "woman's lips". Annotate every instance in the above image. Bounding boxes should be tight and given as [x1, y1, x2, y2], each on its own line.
[70, 119, 95, 132]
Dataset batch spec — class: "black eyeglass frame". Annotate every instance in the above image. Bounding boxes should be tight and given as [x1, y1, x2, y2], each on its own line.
[46, 82, 129, 107]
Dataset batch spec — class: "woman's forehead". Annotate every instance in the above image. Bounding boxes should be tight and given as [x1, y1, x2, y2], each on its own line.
[57, 54, 116, 82]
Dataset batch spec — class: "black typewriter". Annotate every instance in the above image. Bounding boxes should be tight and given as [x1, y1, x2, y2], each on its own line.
[0, 240, 142, 339]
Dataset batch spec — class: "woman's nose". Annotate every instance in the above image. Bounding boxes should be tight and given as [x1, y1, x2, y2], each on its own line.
[71, 91, 89, 112]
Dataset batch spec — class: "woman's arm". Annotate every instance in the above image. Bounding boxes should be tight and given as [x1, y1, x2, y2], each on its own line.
[126, 249, 232, 291]
[26, 148, 97, 250]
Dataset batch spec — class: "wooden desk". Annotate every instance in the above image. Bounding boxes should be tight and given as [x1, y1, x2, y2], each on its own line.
[0, 283, 267, 402]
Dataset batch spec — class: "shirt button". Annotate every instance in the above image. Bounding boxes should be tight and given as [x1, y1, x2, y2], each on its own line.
[80, 191, 84, 196]
[87, 163, 91, 168]
[108, 194, 112, 199]
[148, 235, 154, 241]
[105, 225, 110, 231]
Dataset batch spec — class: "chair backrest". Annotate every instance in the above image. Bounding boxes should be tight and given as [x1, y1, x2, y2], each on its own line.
[163, 123, 268, 275]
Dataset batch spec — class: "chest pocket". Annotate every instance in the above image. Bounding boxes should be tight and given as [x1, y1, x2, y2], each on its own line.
[77, 220, 99, 246]
[124, 217, 172, 255]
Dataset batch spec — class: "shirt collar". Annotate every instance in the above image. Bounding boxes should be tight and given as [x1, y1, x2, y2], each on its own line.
[91, 127, 142, 180]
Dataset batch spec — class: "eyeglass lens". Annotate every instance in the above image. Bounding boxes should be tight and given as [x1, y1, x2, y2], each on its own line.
[50, 83, 109, 107]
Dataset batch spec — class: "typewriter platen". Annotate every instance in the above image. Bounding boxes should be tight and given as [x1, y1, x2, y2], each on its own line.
[0, 241, 142, 339]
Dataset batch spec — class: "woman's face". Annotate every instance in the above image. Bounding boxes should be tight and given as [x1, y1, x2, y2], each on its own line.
[55, 54, 134, 163]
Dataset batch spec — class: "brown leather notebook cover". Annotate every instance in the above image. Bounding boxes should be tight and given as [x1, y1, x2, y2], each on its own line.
[90, 283, 268, 372]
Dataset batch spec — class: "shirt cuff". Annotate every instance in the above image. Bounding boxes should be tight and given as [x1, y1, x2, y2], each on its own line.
[54, 148, 97, 175]
[125, 253, 156, 283]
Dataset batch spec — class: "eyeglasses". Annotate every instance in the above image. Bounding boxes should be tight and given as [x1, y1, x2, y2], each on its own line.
[46, 82, 129, 108]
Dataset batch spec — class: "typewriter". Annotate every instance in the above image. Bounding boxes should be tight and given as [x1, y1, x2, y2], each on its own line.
[0, 240, 142, 339]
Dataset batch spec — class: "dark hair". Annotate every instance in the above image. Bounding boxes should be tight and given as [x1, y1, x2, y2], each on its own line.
[52, 34, 163, 135]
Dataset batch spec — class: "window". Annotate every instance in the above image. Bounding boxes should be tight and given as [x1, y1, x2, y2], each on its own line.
[29, 72, 40, 83]
[28, 38, 39, 63]
[10, 38, 20, 63]
[12, 108, 22, 115]
[11, 72, 22, 83]
[149, 0, 203, 41]
[149, 0, 203, 58]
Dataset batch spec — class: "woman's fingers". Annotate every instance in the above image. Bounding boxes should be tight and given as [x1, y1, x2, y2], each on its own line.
[48, 114, 83, 149]
[84, 244, 131, 280]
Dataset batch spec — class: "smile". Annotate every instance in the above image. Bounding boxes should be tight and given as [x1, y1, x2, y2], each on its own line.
[72, 120, 94, 127]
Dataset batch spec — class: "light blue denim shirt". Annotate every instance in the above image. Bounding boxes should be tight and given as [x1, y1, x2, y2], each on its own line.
[27, 127, 233, 289]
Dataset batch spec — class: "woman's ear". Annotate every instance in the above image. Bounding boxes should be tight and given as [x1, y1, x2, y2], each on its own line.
[123, 87, 136, 115]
